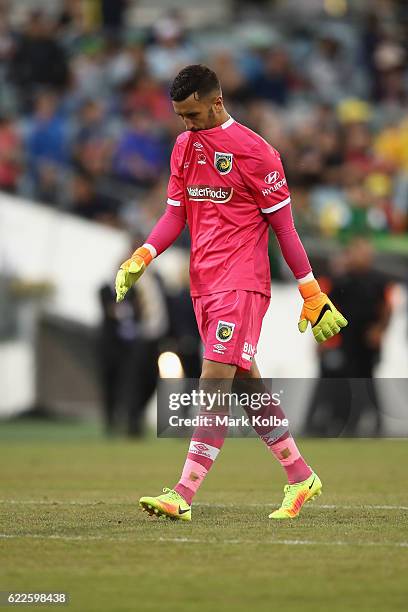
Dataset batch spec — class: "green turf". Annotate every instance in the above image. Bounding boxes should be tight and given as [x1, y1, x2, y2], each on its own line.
[1, 420, 407, 611]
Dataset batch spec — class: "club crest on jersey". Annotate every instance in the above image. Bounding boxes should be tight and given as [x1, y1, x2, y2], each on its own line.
[214, 152, 233, 175]
[216, 320, 235, 343]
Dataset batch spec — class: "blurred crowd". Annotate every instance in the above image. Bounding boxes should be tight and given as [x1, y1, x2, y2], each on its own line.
[0, 0, 408, 241]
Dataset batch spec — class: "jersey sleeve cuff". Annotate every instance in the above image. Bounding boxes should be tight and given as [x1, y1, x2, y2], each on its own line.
[297, 272, 314, 284]
[143, 243, 157, 258]
[167, 197, 182, 206]
[261, 196, 291, 214]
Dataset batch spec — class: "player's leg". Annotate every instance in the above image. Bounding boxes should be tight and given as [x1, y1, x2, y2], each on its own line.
[235, 359, 322, 518]
[172, 359, 235, 502]
[140, 290, 252, 520]
[139, 358, 236, 520]
[235, 358, 313, 483]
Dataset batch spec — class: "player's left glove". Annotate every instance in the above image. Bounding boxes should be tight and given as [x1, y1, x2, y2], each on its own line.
[298, 279, 348, 343]
[115, 246, 153, 303]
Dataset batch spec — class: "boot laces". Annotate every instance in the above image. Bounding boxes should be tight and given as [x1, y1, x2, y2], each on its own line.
[281, 483, 299, 509]
[161, 487, 180, 501]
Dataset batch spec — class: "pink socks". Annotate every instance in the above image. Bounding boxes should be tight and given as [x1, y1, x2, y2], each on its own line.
[174, 394, 312, 505]
[242, 390, 312, 484]
[267, 436, 312, 484]
[174, 414, 227, 505]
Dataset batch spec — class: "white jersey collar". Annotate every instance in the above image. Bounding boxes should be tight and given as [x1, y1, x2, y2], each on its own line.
[221, 116, 234, 130]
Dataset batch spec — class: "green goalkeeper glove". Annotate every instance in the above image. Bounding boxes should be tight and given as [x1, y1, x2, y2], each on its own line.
[115, 246, 153, 303]
[298, 279, 348, 343]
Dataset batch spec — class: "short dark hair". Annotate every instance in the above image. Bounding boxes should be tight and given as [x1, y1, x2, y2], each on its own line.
[170, 64, 220, 102]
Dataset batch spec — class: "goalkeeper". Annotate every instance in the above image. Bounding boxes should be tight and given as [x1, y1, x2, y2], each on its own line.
[116, 64, 347, 521]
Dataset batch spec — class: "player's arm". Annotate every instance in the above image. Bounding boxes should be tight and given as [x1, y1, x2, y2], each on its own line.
[266, 203, 347, 342]
[245, 143, 347, 343]
[115, 143, 187, 302]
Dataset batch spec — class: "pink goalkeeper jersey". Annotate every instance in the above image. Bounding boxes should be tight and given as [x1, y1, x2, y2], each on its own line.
[167, 117, 291, 297]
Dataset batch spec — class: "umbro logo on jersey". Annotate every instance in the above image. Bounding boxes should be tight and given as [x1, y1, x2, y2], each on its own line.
[187, 185, 233, 203]
[264, 170, 280, 184]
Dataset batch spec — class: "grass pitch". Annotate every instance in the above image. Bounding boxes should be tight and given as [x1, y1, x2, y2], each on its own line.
[1, 420, 407, 612]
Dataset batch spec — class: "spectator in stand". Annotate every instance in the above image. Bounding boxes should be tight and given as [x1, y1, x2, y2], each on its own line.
[307, 34, 353, 104]
[56, 0, 87, 48]
[0, 9, 15, 74]
[146, 13, 198, 83]
[100, 0, 128, 34]
[68, 169, 120, 226]
[122, 72, 173, 123]
[9, 11, 69, 109]
[372, 37, 406, 106]
[70, 36, 109, 101]
[71, 98, 115, 178]
[104, 36, 145, 91]
[0, 114, 21, 193]
[24, 90, 69, 201]
[208, 50, 248, 105]
[112, 110, 168, 186]
[251, 47, 299, 106]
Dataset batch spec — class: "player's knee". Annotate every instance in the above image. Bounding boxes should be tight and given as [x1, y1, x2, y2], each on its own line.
[235, 359, 260, 379]
[201, 359, 236, 380]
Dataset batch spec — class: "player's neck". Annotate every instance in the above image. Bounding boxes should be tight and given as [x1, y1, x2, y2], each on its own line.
[213, 110, 230, 128]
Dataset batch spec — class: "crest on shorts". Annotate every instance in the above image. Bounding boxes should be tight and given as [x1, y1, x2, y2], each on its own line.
[214, 152, 233, 175]
[216, 320, 235, 343]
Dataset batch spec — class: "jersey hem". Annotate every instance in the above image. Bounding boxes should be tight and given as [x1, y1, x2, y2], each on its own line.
[190, 286, 271, 298]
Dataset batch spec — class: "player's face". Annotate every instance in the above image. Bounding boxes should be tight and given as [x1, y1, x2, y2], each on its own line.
[172, 92, 223, 131]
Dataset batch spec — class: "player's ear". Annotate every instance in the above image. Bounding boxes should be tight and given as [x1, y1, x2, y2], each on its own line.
[212, 93, 223, 113]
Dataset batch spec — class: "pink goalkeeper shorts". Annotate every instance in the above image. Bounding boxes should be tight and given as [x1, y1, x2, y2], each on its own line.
[192, 290, 270, 371]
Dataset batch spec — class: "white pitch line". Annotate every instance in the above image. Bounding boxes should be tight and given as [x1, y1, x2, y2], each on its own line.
[0, 500, 407, 511]
[0, 533, 407, 548]
[196, 502, 408, 511]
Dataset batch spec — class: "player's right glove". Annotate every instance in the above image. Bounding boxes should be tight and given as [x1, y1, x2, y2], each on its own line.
[115, 246, 153, 303]
[298, 279, 348, 343]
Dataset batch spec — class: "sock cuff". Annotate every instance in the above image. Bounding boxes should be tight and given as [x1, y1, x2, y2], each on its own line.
[188, 440, 221, 461]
